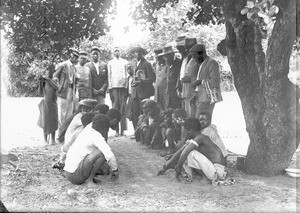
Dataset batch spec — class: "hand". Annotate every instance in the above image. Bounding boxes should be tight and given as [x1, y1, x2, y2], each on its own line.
[157, 167, 166, 176]
[181, 76, 191, 83]
[109, 169, 119, 180]
[176, 90, 182, 98]
[98, 89, 105, 96]
[191, 79, 202, 89]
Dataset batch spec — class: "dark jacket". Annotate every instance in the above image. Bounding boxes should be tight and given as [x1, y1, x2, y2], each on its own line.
[86, 61, 108, 98]
[131, 57, 156, 100]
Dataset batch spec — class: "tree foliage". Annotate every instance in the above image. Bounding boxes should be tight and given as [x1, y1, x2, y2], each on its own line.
[1, 0, 114, 57]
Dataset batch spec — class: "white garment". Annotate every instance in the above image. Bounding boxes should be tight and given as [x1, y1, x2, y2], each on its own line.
[57, 88, 74, 129]
[93, 62, 100, 75]
[107, 57, 128, 89]
[179, 56, 189, 79]
[202, 124, 228, 157]
[186, 150, 227, 181]
[64, 123, 117, 173]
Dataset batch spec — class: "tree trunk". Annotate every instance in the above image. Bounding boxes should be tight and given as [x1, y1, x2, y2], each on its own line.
[223, 0, 298, 176]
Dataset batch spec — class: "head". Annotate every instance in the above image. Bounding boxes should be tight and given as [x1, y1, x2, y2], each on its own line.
[92, 114, 110, 141]
[81, 112, 94, 127]
[183, 117, 202, 139]
[45, 64, 55, 79]
[198, 111, 212, 129]
[78, 51, 88, 66]
[70, 52, 79, 64]
[176, 35, 187, 57]
[163, 52, 175, 65]
[106, 108, 121, 130]
[94, 104, 109, 114]
[131, 46, 146, 61]
[143, 100, 158, 118]
[113, 47, 120, 58]
[184, 38, 197, 55]
[91, 47, 101, 63]
[172, 108, 187, 126]
[176, 45, 187, 57]
[189, 44, 207, 63]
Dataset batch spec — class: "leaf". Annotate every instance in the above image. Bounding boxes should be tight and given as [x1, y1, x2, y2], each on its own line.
[268, 0, 274, 5]
[268, 5, 279, 16]
[241, 8, 249, 15]
[258, 11, 268, 18]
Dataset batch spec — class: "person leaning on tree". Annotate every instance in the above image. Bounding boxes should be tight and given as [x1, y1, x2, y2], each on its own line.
[85, 46, 108, 104]
[53, 48, 79, 137]
[190, 44, 223, 118]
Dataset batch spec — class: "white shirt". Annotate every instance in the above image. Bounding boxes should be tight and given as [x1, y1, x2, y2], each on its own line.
[107, 57, 128, 89]
[64, 123, 118, 173]
[93, 62, 100, 75]
[179, 56, 189, 79]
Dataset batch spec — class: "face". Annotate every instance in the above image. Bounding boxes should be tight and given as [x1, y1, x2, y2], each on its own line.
[156, 55, 165, 65]
[191, 51, 205, 63]
[70, 55, 79, 64]
[184, 45, 194, 55]
[114, 49, 120, 58]
[81, 106, 93, 114]
[184, 127, 195, 139]
[79, 57, 87, 65]
[163, 53, 174, 65]
[199, 114, 209, 129]
[92, 50, 100, 62]
[172, 115, 184, 126]
[134, 51, 142, 61]
[176, 46, 186, 56]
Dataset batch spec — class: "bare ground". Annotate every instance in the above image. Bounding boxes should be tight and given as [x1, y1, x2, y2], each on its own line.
[1, 94, 299, 212]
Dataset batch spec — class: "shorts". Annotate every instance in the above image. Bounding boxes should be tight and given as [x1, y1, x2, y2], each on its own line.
[65, 155, 94, 185]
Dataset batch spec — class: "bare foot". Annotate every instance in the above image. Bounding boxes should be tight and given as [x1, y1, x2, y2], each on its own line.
[49, 140, 55, 145]
[84, 180, 99, 187]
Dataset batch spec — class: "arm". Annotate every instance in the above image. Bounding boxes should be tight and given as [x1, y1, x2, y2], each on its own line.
[99, 64, 108, 93]
[142, 62, 156, 84]
[107, 61, 112, 90]
[174, 142, 198, 173]
[206, 60, 220, 88]
[52, 62, 64, 90]
[93, 138, 118, 171]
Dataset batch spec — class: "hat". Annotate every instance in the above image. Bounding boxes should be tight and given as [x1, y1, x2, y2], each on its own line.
[158, 46, 176, 56]
[69, 48, 79, 57]
[91, 46, 101, 52]
[113, 46, 120, 51]
[78, 99, 98, 108]
[79, 51, 88, 59]
[185, 38, 197, 47]
[143, 99, 157, 109]
[154, 48, 163, 55]
[176, 35, 186, 47]
[189, 44, 206, 53]
[130, 46, 147, 55]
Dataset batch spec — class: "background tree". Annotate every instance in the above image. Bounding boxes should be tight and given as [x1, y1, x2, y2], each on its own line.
[1, 0, 114, 96]
[133, 0, 299, 176]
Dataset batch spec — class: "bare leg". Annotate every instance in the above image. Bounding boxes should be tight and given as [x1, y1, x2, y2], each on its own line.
[43, 130, 48, 144]
[85, 150, 106, 186]
[50, 132, 56, 145]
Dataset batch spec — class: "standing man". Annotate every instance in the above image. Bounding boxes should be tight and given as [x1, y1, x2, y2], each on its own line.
[129, 46, 156, 130]
[75, 51, 92, 103]
[86, 46, 108, 104]
[53, 48, 79, 136]
[107, 47, 129, 136]
[160, 46, 182, 109]
[154, 48, 168, 110]
[190, 44, 223, 117]
[181, 38, 199, 117]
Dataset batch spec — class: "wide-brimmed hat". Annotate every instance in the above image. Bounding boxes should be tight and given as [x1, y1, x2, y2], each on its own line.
[130, 46, 147, 55]
[91, 46, 101, 52]
[185, 38, 197, 47]
[154, 48, 163, 56]
[176, 35, 186, 47]
[189, 44, 206, 53]
[78, 99, 98, 108]
[79, 51, 88, 59]
[158, 46, 176, 56]
[69, 48, 79, 57]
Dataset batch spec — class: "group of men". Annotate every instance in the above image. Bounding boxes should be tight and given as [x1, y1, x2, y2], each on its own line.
[38, 35, 229, 185]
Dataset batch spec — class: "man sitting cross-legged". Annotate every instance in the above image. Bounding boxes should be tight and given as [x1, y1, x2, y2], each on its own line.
[157, 117, 226, 184]
[63, 114, 118, 185]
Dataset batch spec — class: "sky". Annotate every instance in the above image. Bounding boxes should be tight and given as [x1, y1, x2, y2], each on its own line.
[108, 0, 149, 47]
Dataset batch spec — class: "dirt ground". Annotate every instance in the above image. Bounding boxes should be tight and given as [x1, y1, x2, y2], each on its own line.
[0, 94, 299, 212]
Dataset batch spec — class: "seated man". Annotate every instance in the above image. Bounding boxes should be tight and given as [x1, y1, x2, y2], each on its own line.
[161, 108, 187, 158]
[157, 117, 226, 184]
[57, 99, 97, 143]
[199, 111, 228, 158]
[64, 114, 118, 185]
[134, 99, 150, 143]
